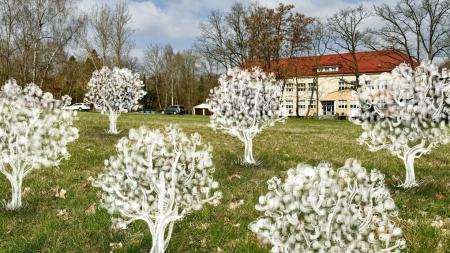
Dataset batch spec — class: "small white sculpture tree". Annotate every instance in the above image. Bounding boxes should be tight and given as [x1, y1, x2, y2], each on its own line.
[0, 80, 79, 210]
[207, 67, 286, 164]
[353, 62, 450, 188]
[94, 125, 222, 253]
[85, 66, 146, 134]
[249, 159, 406, 252]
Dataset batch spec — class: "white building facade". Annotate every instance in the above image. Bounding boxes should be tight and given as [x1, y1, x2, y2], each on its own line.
[279, 51, 413, 118]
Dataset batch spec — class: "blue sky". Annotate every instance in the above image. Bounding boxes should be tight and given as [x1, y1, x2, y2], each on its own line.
[77, 0, 392, 61]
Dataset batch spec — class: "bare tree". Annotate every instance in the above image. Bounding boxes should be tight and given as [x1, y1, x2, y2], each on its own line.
[0, 0, 84, 85]
[163, 45, 176, 106]
[197, 54, 220, 103]
[177, 50, 198, 113]
[86, 1, 134, 69]
[0, 0, 19, 82]
[225, 3, 249, 67]
[197, 2, 313, 78]
[110, 1, 133, 68]
[245, 3, 306, 71]
[143, 44, 165, 110]
[144, 43, 214, 112]
[371, 0, 450, 62]
[39, 12, 86, 87]
[328, 5, 369, 85]
[92, 5, 112, 66]
[196, 3, 249, 70]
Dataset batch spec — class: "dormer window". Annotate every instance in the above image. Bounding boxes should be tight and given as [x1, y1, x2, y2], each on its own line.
[317, 65, 339, 72]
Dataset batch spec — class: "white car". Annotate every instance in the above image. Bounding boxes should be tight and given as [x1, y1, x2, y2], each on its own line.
[63, 103, 91, 111]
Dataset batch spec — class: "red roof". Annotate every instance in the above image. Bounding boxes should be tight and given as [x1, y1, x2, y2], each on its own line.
[250, 50, 417, 77]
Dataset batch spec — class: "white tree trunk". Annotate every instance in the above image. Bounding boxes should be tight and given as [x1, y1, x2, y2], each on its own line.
[401, 152, 418, 188]
[243, 136, 256, 164]
[150, 227, 165, 253]
[149, 219, 174, 253]
[108, 112, 119, 134]
[6, 173, 23, 210]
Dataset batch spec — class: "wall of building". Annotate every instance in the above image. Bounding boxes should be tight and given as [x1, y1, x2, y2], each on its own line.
[282, 73, 379, 117]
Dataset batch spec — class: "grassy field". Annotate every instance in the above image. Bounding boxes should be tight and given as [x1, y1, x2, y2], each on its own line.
[0, 112, 449, 253]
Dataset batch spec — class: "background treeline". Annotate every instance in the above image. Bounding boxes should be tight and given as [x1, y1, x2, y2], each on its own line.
[0, 0, 450, 112]
[197, 1, 450, 81]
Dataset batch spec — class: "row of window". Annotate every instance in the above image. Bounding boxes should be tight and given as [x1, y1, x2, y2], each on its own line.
[284, 100, 316, 109]
[317, 66, 339, 72]
[285, 83, 316, 92]
[285, 80, 364, 93]
[337, 100, 360, 108]
[338, 80, 361, 91]
[368, 80, 385, 90]
[284, 100, 360, 109]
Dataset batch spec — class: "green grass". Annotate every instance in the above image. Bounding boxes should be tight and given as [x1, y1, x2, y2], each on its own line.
[0, 112, 449, 253]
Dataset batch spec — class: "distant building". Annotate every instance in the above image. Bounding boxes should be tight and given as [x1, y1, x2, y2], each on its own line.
[278, 50, 413, 118]
[192, 103, 212, 115]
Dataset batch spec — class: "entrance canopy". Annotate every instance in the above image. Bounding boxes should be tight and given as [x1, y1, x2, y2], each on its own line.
[320, 89, 356, 101]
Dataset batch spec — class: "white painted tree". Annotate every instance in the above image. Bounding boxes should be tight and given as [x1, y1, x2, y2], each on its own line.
[85, 66, 146, 134]
[353, 62, 450, 188]
[93, 125, 222, 253]
[207, 67, 286, 164]
[0, 80, 79, 210]
[249, 159, 406, 252]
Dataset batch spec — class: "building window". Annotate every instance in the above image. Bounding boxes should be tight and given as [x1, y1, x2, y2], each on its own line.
[339, 80, 358, 90]
[378, 98, 387, 109]
[378, 80, 386, 90]
[285, 83, 294, 92]
[298, 100, 306, 109]
[338, 100, 347, 109]
[317, 66, 339, 72]
[285, 100, 293, 109]
[350, 100, 359, 108]
[339, 80, 346, 90]
[309, 100, 316, 108]
[298, 83, 306, 91]
[308, 83, 316, 91]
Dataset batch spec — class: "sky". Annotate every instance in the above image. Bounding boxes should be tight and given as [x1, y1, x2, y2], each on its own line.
[77, 0, 393, 61]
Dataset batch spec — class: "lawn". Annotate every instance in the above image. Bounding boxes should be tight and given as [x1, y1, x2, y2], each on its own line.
[0, 112, 449, 253]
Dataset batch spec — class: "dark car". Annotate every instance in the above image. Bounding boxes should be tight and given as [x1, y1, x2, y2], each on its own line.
[162, 105, 185, 115]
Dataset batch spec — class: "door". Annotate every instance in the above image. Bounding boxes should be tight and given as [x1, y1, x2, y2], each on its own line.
[322, 101, 334, 116]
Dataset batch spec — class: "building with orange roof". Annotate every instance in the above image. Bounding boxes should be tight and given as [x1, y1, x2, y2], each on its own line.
[278, 50, 415, 118]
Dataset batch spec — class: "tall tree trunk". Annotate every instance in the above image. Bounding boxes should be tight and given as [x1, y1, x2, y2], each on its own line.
[155, 75, 162, 110]
[40, 48, 59, 87]
[171, 78, 174, 105]
[295, 78, 300, 117]
[33, 41, 38, 84]
[305, 83, 315, 118]
[315, 76, 319, 118]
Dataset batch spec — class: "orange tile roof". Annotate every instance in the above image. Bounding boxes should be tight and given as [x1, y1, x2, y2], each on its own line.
[247, 50, 417, 77]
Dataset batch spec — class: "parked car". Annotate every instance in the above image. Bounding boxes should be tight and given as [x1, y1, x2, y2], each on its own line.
[63, 103, 91, 111]
[162, 105, 185, 115]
